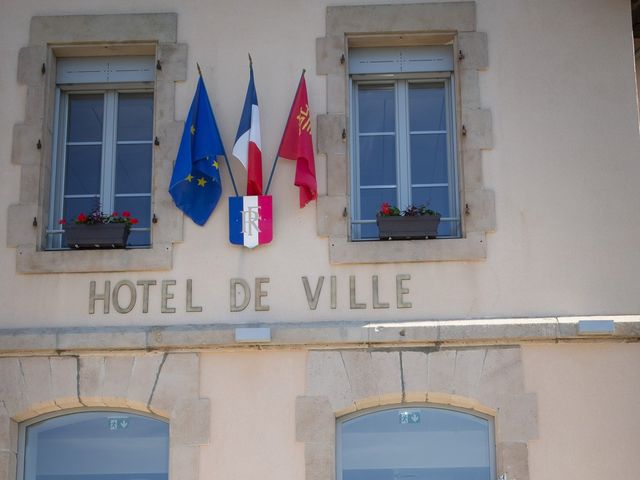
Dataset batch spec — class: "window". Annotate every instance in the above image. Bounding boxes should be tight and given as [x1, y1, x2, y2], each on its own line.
[337, 406, 495, 480]
[47, 57, 155, 249]
[349, 46, 460, 241]
[19, 411, 169, 480]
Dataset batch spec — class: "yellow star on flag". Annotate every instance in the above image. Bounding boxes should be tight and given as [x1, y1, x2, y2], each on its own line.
[186, 174, 194, 182]
[213, 160, 219, 169]
[190, 125, 196, 135]
[197, 177, 207, 187]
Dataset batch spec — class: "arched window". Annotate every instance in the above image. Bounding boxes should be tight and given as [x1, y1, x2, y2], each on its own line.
[19, 411, 169, 480]
[337, 405, 495, 480]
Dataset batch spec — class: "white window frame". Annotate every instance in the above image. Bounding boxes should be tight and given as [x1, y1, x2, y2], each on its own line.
[17, 408, 169, 480]
[47, 81, 155, 250]
[336, 404, 496, 480]
[349, 70, 461, 241]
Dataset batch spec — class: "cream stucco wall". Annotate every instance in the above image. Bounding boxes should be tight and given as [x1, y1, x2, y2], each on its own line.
[0, 0, 639, 328]
[523, 343, 640, 479]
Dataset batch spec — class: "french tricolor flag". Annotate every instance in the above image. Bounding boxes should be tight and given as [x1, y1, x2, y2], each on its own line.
[229, 195, 273, 248]
[233, 62, 263, 196]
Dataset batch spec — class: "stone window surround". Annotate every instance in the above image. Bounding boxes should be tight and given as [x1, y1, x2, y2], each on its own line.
[7, 13, 188, 273]
[296, 347, 537, 480]
[0, 353, 209, 480]
[315, 2, 496, 263]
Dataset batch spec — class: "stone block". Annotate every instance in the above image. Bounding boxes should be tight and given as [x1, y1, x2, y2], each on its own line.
[19, 357, 54, 414]
[316, 114, 346, 156]
[17, 46, 46, 86]
[149, 353, 199, 416]
[476, 348, 523, 406]
[304, 441, 334, 480]
[326, 3, 476, 36]
[101, 357, 134, 407]
[0, 359, 27, 418]
[0, 415, 18, 453]
[400, 351, 428, 395]
[371, 351, 402, 398]
[464, 189, 496, 233]
[170, 398, 210, 446]
[327, 74, 347, 114]
[498, 393, 538, 442]
[458, 32, 489, 70]
[157, 43, 187, 82]
[307, 351, 354, 413]
[316, 36, 345, 75]
[461, 148, 483, 192]
[29, 13, 178, 45]
[57, 331, 147, 350]
[0, 451, 17, 480]
[316, 195, 347, 237]
[155, 79, 177, 127]
[0, 330, 55, 354]
[340, 351, 376, 405]
[11, 124, 42, 166]
[127, 354, 165, 412]
[7, 203, 37, 248]
[497, 442, 530, 480]
[451, 348, 486, 398]
[168, 444, 199, 480]
[462, 109, 493, 150]
[296, 396, 334, 443]
[459, 68, 481, 110]
[19, 165, 42, 204]
[50, 357, 82, 410]
[25, 85, 45, 124]
[79, 356, 105, 406]
[326, 153, 347, 196]
[426, 350, 456, 394]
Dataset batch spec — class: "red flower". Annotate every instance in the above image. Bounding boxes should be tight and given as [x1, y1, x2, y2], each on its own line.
[380, 202, 391, 215]
[130, 218, 139, 225]
[112, 211, 118, 216]
[58, 218, 66, 225]
[122, 211, 131, 217]
[76, 213, 87, 223]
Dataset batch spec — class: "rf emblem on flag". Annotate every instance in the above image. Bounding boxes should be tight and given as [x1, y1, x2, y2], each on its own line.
[229, 196, 273, 248]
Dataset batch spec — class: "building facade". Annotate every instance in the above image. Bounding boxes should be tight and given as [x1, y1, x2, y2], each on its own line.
[1, 1, 640, 480]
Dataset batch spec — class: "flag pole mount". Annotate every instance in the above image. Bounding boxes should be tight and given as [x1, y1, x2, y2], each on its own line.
[196, 62, 202, 76]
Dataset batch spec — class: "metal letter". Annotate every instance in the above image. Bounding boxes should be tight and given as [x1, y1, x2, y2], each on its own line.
[372, 275, 389, 309]
[396, 274, 412, 308]
[186, 279, 203, 312]
[330, 276, 337, 309]
[241, 206, 261, 235]
[161, 280, 176, 313]
[230, 278, 251, 312]
[112, 280, 136, 314]
[349, 275, 366, 309]
[89, 280, 110, 314]
[136, 280, 156, 313]
[255, 277, 270, 312]
[302, 276, 324, 310]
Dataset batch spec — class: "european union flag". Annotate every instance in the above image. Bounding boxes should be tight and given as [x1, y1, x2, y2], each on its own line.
[169, 76, 225, 225]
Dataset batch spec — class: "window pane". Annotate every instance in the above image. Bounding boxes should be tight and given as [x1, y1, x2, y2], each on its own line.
[412, 185, 451, 217]
[340, 407, 491, 480]
[116, 144, 152, 194]
[410, 133, 448, 184]
[115, 196, 151, 228]
[409, 82, 446, 132]
[358, 84, 395, 133]
[117, 93, 154, 141]
[63, 197, 99, 223]
[127, 230, 151, 247]
[24, 412, 168, 480]
[357, 188, 397, 239]
[359, 136, 396, 186]
[64, 145, 102, 195]
[67, 94, 104, 142]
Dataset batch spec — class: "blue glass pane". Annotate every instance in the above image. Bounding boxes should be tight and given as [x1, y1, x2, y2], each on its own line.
[63, 197, 99, 223]
[356, 188, 397, 240]
[117, 93, 154, 141]
[67, 94, 104, 142]
[412, 185, 451, 217]
[341, 407, 491, 480]
[359, 136, 396, 186]
[24, 412, 168, 480]
[410, 133, 448, 184]
[64, 145, 102, 195]
[127, 230, 151, 247]
[116, 144, 152, 194]
[115, 196, 151, 229]
[358, 84, 395, 133]
[409, 82, 446, 132]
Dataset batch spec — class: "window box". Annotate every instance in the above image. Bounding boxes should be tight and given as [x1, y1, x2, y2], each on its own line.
[64, 223, 131, 249]
[376, 213, 441, 240]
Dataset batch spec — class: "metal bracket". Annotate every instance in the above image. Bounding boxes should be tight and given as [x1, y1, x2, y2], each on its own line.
[458, 50, 465, 61]
[32, 217, 37, 227]
[340, 54, 345, 65]
[36, 139, 42, 149]
[461, 125, 467, 136]
[156, 60, 162, 71]
[154, 137, 160, 146]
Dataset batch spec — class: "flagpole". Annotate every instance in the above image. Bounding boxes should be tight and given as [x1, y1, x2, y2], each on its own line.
[197, 63, 239, 197]
[265, 69, 306, 195]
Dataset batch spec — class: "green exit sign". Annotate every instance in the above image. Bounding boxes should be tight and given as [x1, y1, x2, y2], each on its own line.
[399, 411, 421, 424]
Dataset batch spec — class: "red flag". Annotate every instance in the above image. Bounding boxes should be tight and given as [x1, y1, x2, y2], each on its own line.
[277, 75, 317, 208]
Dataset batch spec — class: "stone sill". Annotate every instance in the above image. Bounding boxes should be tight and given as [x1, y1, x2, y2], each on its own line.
[329, 232, 486, 264]
[1, 315, 638, 355]
[15, 243, 173, 273]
